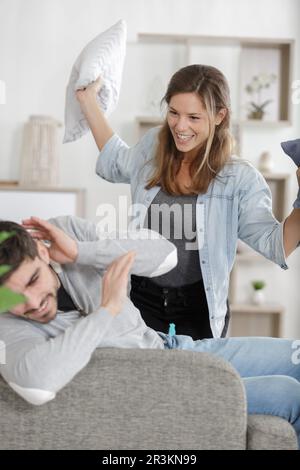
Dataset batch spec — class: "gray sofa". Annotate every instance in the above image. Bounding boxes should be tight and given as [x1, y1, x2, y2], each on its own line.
[0, 348, 297, 450]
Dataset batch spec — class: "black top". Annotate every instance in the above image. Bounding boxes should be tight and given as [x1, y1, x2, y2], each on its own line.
[57, 282, 77, 312]
[145, 189, 201, 287]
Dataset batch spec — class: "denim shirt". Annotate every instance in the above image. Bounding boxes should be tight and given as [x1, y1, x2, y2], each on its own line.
[95, 126, 288, 338]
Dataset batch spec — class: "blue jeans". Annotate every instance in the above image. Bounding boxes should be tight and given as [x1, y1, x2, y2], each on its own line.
[159, 334, 300, 448]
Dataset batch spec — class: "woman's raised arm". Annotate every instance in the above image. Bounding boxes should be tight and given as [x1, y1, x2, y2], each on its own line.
[76, 77, 114, 151]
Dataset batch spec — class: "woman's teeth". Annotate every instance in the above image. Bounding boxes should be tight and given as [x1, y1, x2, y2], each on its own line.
[176, 133, 193, 142]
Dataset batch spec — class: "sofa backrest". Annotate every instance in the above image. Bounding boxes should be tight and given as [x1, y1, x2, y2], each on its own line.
[0, 348, 247, 450]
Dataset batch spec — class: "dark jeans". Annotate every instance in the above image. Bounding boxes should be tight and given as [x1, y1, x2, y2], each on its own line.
[130, 275, 216, 340]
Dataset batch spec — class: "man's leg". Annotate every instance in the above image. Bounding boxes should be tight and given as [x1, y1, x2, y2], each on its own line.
[162, 334, 300, 381]
[244, 375, 300, 449]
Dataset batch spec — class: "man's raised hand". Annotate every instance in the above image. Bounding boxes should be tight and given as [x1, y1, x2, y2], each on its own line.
[101, 251, 136, 316]
[22, 217, 78, 264]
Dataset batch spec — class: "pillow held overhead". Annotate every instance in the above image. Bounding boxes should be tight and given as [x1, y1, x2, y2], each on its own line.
[63, 19, 127, 143]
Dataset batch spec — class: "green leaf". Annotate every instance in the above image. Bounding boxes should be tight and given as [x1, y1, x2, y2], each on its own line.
[0, 231, 16, 244]
[0, 265, 11, 277]
[251, 280, 266, 291]
[250, 102, 261, 111]
[0, 286, 26, 313]
[260, 99, 273, 110]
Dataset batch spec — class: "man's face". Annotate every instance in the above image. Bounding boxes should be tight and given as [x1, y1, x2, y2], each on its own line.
[5, 254, 59, 324]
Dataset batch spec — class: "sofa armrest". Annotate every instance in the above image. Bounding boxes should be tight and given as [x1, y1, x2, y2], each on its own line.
[247, 415, 298, 450]
[0, 348, 247, 450]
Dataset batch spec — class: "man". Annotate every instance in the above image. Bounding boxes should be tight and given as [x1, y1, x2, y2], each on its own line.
[0, 215, 299, 447]
[0, 215, 177, 405]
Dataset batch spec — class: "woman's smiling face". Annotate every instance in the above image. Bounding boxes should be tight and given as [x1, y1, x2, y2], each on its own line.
[167, 92, 210, 157]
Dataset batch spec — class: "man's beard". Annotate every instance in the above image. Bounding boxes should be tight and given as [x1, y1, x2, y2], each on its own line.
[24, 267, 60, 321]
[24, 291, 58, 322]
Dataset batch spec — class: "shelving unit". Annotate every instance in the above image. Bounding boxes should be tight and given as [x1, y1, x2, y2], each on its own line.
[137, 32, 294, 127]
[228, 172, 289, 337]
[228, 303, 284, 337]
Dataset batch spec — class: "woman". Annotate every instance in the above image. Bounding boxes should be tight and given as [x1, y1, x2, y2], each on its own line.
[76, 64, 300, 341]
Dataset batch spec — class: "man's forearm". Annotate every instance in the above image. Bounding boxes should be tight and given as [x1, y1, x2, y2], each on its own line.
[283, 208, 300, 257]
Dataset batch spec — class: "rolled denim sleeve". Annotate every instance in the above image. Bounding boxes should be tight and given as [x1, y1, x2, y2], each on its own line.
[237, 165, 288, 269]
[95, 127, 160, 184]
[95, 134, 145, 184]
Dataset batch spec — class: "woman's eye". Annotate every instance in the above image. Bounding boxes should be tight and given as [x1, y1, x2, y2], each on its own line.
[169, 110, 177, 116]
[190, 116, 200, 120]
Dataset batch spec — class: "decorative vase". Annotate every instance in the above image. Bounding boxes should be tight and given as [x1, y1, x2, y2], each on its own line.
[259, 151, 274, 173]
[20, 115, 61, 187]
[252, 289, 265, 305]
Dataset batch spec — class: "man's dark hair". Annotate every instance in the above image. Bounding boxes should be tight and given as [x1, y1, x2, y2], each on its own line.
[0, 221, 38, 285]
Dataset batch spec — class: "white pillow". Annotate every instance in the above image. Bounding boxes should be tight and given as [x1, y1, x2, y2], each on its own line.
[95, 228, 178, 277]
[63, 20, 127, 143]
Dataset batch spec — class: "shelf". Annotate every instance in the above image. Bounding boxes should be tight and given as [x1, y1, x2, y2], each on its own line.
[239, 120, 292, 128]
[236, 251, 263, 262]
[138, 33, 294, 47]
[229, 303, 284, 337]
[0, 184, 85, 193]
[136, 116, 163, 125]
[0, 180, 19, 186]
[261, 172, 290, 180]
[137, 117, 293, 137]
[230, 303, 284, 315]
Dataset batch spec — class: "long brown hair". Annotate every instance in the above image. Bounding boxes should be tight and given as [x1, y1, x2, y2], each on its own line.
[146, 64, 234, 195]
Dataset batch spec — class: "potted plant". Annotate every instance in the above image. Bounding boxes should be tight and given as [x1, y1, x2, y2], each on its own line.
[245, 73, 277, 120]
[251, 280, 266, 305]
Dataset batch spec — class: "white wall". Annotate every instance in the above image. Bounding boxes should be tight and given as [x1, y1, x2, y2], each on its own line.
[0, 0, 299, 336]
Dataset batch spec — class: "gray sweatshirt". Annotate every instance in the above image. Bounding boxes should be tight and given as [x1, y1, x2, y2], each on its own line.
[0, 216, 177, 406]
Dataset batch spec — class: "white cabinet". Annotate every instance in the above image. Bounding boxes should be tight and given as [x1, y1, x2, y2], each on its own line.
[0, 185, 85, 223]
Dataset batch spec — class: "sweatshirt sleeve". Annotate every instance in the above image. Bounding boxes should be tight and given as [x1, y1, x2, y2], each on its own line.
[0, 308, 114, 406]
[49, 215, 178, 278]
